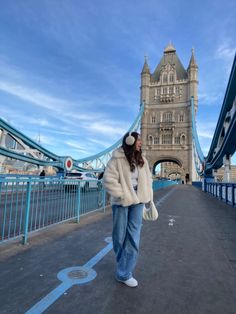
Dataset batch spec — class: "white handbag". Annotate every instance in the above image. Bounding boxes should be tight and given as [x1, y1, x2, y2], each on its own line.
[143, 200, 158, 221]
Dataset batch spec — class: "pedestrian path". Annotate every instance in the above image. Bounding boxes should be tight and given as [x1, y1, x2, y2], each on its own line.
[0, 185, 236, 314]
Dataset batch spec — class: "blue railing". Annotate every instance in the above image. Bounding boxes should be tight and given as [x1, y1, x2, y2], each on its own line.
[0, 177, 178, 245]
[152, 179, 179, 191]
[204, 181, 236, 207]
[192, 181, 202, 189]
[0, 177, 106, 244]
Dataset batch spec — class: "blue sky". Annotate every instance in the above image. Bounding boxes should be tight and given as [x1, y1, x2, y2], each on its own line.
[0, 0, 235, 163]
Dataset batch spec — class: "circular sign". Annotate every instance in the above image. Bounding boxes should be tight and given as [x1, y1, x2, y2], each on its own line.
[65, 157, 73, 171]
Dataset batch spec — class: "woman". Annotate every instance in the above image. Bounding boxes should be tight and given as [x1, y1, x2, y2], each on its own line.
[103, 131, 153, 288]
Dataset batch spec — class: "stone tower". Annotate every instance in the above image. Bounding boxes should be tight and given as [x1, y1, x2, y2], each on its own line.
[140, 43, 199, 183]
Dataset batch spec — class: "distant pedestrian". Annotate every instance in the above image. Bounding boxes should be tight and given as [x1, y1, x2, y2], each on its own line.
[40, 170, 46, 187]
[40, 170, 45, 177]
[98, 169, 105, 180]
[103, 132, 153, 288]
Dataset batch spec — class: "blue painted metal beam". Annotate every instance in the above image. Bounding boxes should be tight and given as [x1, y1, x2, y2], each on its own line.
[0, 147, 61, 168]
[205, 110, 236, 173]
[0, 117, 58, 160]
[191, 96, 205, 164]
[206, 53, 236, 164]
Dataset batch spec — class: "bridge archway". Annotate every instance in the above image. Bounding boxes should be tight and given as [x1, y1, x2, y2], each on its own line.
[152, 157, 186, 182]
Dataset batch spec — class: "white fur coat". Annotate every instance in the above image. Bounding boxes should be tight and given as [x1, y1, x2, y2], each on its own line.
[103, 147, 153, 207]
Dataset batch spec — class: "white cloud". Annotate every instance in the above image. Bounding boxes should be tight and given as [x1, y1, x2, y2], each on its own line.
[39, 134, 56, 146]
[25, 131, 56, 147]
[196, 122, 216, 136]
[198, 131, 213, 140]
[216, 43, 236, 61]
[0, 80, 75, 112]
[84, 121, 127, 137]
[65, 141, 85, 149]
[215, 41, 236, 77]
[65, 141, 88, 154]
[89, 138, 112, 148]
[198, 92, 223, 106]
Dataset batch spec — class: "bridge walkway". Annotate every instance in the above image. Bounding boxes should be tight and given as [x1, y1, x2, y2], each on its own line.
[0, 185, 236, 314]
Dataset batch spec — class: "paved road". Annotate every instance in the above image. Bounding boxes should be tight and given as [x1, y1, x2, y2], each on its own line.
[0, 185, 236, 314]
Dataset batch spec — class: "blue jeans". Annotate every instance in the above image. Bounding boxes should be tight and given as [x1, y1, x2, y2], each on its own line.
[112, 203, 143, 281]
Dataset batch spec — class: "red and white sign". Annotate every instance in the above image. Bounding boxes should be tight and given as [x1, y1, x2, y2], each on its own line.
[64, 157, 73, 171]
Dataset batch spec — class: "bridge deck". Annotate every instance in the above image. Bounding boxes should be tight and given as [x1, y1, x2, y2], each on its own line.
[0, 185, 236, 314]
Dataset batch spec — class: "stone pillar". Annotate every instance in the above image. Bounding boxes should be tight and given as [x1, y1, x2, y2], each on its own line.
[223, 155, 231, 182]
[0, 129, 7, 147]
[0, 130, 7, 171]
[213, 169, 218, 182]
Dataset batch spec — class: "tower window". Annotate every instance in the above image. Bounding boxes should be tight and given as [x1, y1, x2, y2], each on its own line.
[175, 86, 180, 95]
[148, 135, 153, 145]
[154, 137, 159, 144]
[154, 88, 157, 99]
[162, 134, 172, 144]
[181, 135, 186, 145]
[175, 136, 180, 144]
[163, 87, 167, 94]
[169, 87, 173, 94]
[179, 115, 184, 122]
[169, 73, 174, 83]
[151, 116, 156, 123]
[163, 73, 167, 83]
[163, 112, 172, 122]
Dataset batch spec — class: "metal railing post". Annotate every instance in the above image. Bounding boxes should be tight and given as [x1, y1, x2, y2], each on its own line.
[76, 183, 81, 223]
[22, 181, 32, 245]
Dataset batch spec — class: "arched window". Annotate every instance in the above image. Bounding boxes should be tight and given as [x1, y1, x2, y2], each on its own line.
[162, 73, 167, 83]
[175, 136, 180, 144]
[151, 116, 156, 123]
[163, 87, 167, 94]
[154, 88, 157, 99]
[181, 134, 186, 145]
[154, 137, 159, 144]
[148, 135, 153, 145]
[169, 72, 174, 83]
[169, 86, 173, 94]
[179, 114, 184, 122]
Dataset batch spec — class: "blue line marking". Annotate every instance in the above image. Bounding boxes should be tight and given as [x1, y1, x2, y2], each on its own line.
[84, 242, 113, 268]
[25, 239, 113, 314]
[25, 282, 71, 314]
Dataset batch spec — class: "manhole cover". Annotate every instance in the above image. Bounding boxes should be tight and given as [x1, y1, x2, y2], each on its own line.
[58, 266, 97, 285]
[68, 270, 88, 279]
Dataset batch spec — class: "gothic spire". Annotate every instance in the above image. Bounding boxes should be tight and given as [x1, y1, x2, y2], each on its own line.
[141, 56, 150, 74]
[188, 48, 197, 67]
[164, 41, 176, 53]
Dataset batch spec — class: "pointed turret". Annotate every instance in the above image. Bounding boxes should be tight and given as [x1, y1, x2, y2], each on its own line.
[141, 56, 150, 74]
[187, 48, 198, 113]
[152, 43, 187, 82]
[164, 41, 176, 54]
[188, 48, 198, 68]
[140, 56, 150, 105]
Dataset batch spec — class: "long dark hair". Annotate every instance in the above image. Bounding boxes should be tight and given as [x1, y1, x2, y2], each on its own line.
[122, 132, 144, 172]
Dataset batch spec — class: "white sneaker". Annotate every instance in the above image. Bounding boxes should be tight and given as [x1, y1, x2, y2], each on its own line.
[117, 277, 138, 288]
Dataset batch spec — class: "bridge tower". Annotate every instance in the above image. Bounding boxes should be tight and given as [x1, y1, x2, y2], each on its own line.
[140, 43, 199, 183]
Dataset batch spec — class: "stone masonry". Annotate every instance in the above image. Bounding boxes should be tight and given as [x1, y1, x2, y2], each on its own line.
[140, 43, 199, 183]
